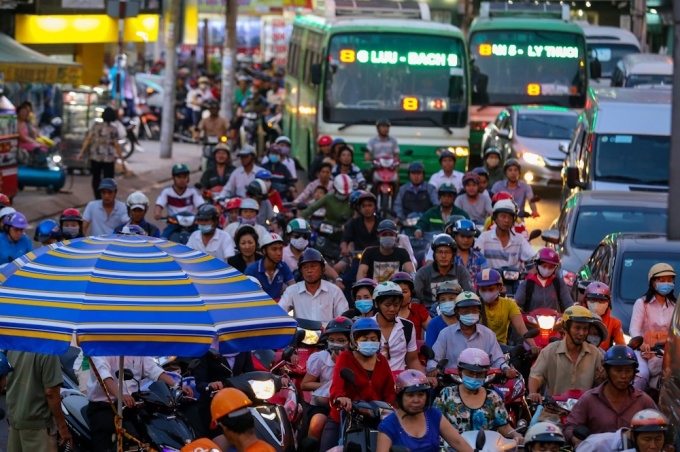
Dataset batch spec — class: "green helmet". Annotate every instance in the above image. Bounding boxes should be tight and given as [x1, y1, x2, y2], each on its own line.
[286, 218, 311, 235]
[438, 183, 457, 195]
[172, 163, 191, 176]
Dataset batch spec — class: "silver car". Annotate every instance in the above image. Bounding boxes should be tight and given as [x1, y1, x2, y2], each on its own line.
[481, 106, 578, 186]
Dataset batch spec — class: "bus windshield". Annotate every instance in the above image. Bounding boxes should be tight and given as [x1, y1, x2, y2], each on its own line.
[323, 32, 467, 127]
[469, 30, 587, 108]
[588, 43, 640, 78]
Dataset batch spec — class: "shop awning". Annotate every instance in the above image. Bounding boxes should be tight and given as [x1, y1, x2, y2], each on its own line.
[0, 33, 82, 85]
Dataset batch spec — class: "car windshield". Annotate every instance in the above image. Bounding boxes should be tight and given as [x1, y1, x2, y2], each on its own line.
[515, 112, 577, 139]
[572, 207, 667, 249]
[594, 134, 669, 185]
[587, 43, 640, 77]
[324, 32, 468, 127]
[626, 74, 673, 88]
[618, 252, 680, 304]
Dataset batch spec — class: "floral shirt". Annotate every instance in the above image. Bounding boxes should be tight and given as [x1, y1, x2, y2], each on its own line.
[433, 385, 509, 433]
[455, 249, 488, 283]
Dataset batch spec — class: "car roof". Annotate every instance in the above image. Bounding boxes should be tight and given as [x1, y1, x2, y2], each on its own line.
[510, 105, 578, 116]
[571, 190, 668, 208]
[603, 233, 680, 252]
[620, 53, 673, 75]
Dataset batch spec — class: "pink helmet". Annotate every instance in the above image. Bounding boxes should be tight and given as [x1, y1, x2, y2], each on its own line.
[585, 281, 611, 301]
[458, 348, 491, 373]
[536, 247, 560, 267]
[395, 369, 430, 395]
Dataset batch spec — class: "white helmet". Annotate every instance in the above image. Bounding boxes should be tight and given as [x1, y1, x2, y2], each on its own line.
[259, 233, 284, 249]
[492, 199, 518, 218]
[240, 198, 260, 212]
[373, 281, 404, 300]
[126, 191, 150, 209]
[0, 207, 16, 219]
[524, 422, 565, 447]
[333, 174, 352, 196]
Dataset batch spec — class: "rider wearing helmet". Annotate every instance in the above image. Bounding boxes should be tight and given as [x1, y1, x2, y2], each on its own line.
[219, 145, 263, 199]
[155, 164, 204, 238]
[491, 158, 539, 217]
[0, 212, 33, 263]
[341, 190, 378, 261]
[254, 169, 287, 215]
[482, 147, 504, 187]
[0, 193, 10, 209]
[295, 161, 334, 207]
[586, 313, 610, 351]
[114, 191, 160, 238]
[564, 345, 656, 446]
[584, 282, 625, 351]
[83, 178, 130, 236]
[343, 278, 379, 319]
[332, 144, 366, 190]
[301, 316, 352, 440]
[414, 182, 470, 238]
[278, 248, 348, 323]
[425, 280, 463, 347]
[210, 388, 275, 452]
[244, 233, 295, 300]
[449, 219, 487, 283]
[261, 144, 295, 198]
[282, 218, 343, 284]
[224, 198, 269, 241]
[365, 118, 400, 162]
[186, 204, 235, 261]
[471, 166, 491, 196]
[59, 208, 84, 239]
[429, 148, 464, 192]
[476, 198, 535, 270]
[428, 292, 513, 377]
[244, 178, 275, 226]
[391, 272, 430, 340]
[320, 316, 396, 452]
[300, 174, 353, 229]
[308, 135, 335, 181]
[34, 219, 63, 246]
[414, 234, 473, 308]
[515, 247, 574, 313]
[393, 161, 439, 222]
[271, 136, 298, 183]
[224, 197, 242, 224]
[200, 142, 235, 190]
[529, 306, 605, 404]
[523, 422, 566, 452]
[195, 97, 229, 141]
[433, 347, 523, 442]
[455, 172, 493, 223]
[379, 370, 472, 452]
[356, 220, 415, 282]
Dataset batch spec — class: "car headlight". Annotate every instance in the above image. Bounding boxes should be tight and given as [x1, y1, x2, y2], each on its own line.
[301, 329, 320, 345]
[537, 315, 556, 330]
[249, 379, 276, 400]
[522, 152, 546, 167]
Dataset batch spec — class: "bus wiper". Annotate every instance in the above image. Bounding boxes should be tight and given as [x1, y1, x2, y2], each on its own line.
[337, 120, 375, 131]
[390, 117, 452, 135]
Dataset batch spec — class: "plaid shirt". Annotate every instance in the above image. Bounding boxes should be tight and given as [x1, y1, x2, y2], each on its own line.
[455, 249, 488, 283]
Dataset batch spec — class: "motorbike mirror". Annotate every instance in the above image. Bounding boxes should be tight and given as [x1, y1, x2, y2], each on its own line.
[523, 329, 540, 340]
[573, 425, 590, 441]
[51, 117, 63, 127]
[475, 429, 486, 451]
[281, 345, 296, 362]
[438, 358, 449, 370]
[403, 149, 414, 156]
[549, 336, 561, 343]
[115, 368, 135, 381]
[420, 345, 435, 360]
[514, 419, 528, 434]
[293, 329, 306, 346]
[577, 280, 594, 294]
[194, 183, 202, 190]
[187, 359, 201, 372]
[340, 368, 356, 384]
[208, 348, 222, 361]
[528, 229, 542, 241]
[296, 203, 308, 211]
[628, 336, 644, 350]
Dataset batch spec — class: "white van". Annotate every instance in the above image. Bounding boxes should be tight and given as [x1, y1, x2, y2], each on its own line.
[611, 53, 673, 88]
[580, 24, 642, 87]
[560, 88, 670, 204]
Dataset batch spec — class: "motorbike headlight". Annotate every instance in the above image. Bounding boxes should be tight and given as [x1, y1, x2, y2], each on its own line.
[320, 223, 334, 234]
[537, 315, 556, 330]
[249, 379, 276, 400]
[301, 329, 321, 345]
[503, 270, 520, 281]
[556, 398, 579, 411]
[403, 217, 419, 227]
[511, 375, 524, 400]
[52, 155, 62, 163]
[177, 215, 195, 227]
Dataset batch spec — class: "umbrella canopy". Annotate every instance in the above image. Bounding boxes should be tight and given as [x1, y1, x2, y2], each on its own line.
[0, 234, 296, 357]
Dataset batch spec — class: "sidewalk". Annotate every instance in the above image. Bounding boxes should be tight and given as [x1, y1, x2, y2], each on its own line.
[14, 140, 203, 223]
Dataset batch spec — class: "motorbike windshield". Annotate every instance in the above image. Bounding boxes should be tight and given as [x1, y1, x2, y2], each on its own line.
[323, 32, 468, 127]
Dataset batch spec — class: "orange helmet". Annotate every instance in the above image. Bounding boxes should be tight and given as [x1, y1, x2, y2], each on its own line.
[0, 194, 10, 208]
[211, 388, 252, 426]
[225, 198, 242, 211]
[181, 438, 221, 452]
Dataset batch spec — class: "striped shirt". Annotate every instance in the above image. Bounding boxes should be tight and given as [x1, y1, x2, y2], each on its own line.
[476, 229, 535, 270]
[155, 186, 204, 217]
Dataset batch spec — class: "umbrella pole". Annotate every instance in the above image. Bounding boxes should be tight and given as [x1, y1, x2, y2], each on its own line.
[118, 355, 124, 452]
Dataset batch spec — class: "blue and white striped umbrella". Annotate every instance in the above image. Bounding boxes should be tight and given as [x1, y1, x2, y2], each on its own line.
[0, 234, 297, 357]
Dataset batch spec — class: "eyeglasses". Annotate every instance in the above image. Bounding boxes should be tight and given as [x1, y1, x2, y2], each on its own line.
[435, 249, 454, 256]
[290, 233, 310, 240]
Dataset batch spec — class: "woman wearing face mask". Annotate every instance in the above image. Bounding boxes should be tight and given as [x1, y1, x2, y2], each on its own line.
[301, 317, 352, 441]
[433, 348, 524, 443]
[629, 263, 677, 391]
[424, 281, 462, 347]
[514, 248, 574, 313]
[390, 272, 430, 340]
[342, 278, 378, 319]
[320, 317, 396, 452]
[59, 208, 85, 239]
[584, 282, 625, 352]
[377, 370, 473, 452]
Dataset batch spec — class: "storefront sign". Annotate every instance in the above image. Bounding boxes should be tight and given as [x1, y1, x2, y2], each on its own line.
[0, 64, 82, 85]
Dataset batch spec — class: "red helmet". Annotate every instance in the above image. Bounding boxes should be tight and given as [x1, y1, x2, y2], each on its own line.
[0, 194, 10, 208]
[317, 135, 332, 146]
[60, 208, 83, 224]
[535, 247, 560, 267]
[491, 191, 514, 204]
[189, 79, 199, 88]
[225, 198, 242, 211]
[584, 281, 611, 301]
[395, 369, 430, 395]
[462, 172, 480, 186]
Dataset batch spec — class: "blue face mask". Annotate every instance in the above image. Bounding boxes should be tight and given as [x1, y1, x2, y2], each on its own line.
[198, 224, 213, 235]
[459, 313, 480, 326]
[656, 282, 675, 296]
[269, 154, 280, 163]
[239, 216, 257, 226]
[357, 341, 380, 357]
[439, 301, 456, 316]
[355, 300, 374, 314]
[462, 376, 484, 391]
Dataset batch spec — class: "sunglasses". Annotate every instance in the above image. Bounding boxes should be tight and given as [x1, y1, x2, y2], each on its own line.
[290, 233, 310, 240]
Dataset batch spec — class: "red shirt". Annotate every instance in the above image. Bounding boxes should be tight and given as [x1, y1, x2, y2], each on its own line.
[329, 350, 396, 422]
[407, 302, 430, 340]
[600, 310, 625, 351]
[267, 190, 288, 214]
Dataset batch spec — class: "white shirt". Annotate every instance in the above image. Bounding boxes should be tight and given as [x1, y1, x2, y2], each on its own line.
[477, 229, 535, 270]
[629, 295, 674, 338]
[306, 350, 335, 384]
[576, 428, 633, 452]
[282, 245, 300, 272]
[186, 87, 213, 112]
[397, 234, 417, 269]
[428, 169, 464, 192]
[155, 186, 204, 217]
[87, 356, 165, 402]
[224, 222, 269, 241]
[374, 315, 418, 371]
[220, 165, 263, 199]
[186, 228, 235, 261]
[278, 280, 348, 325]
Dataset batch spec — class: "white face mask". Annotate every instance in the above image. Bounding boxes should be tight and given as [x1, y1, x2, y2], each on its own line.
[290, 237, 308, 250]
[537, 266, 555, 278]
[587, 301, 608, 316]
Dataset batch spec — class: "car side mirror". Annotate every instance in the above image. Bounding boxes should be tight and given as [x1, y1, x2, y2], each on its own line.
[590, 59, 602, 80]
[310, 64, 322, 85]
[566, 166, 586, 189]
[541, 229, 559, 245]
[558, 142, 569, 154]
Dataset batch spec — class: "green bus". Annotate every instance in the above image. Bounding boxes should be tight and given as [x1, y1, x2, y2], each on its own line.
[468, 2, 589, 165]
[284, 1, 470, 178]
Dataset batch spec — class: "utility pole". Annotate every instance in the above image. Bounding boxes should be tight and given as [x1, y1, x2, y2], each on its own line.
[668, 0, 680, 239]
[159, 0, 182, 158]
[219, 0, 238, 121]
[632, 0, 648, 51]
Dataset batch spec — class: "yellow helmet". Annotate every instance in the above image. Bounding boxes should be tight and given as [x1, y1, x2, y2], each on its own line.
[562, 305, 593, 324]
[648, 263, 676, 282]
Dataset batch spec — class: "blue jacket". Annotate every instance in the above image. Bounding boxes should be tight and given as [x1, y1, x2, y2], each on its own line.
[0, 233, 33, 264]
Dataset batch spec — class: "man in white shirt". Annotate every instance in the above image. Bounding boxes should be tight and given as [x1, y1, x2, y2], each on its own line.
[428, 148, 464, 192]
[83, 178, 129, 236]
[278, 248, 348, 325]
[186, 205, 235, 261]
[477, 199, 535, 270]
[220, 146, 262, 199]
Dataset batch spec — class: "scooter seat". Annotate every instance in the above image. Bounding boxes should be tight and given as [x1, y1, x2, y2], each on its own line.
[62, 391, 90, 430]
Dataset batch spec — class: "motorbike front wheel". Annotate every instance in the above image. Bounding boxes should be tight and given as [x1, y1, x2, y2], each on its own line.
[120, 139, 134, 160]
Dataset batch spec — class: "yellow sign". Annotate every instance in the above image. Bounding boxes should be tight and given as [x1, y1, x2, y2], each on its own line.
[401, 97, 419, 111]
[0, 63, 82, 85]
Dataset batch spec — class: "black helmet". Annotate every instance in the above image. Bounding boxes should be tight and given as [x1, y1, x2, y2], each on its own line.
[377, 219, 398, 234]
[298, 248, 325, 270]
[325, 316, 353, 335]
[354, 191, 376, 211]
[246, 179, 268, 198]
[444, 215, 467, 234]
[196, 204, 219, 222]
[504, 158, 521, 173]
[472, 166, 490, 179]
[431, 234, 457, 253]
[438, 183, 457, 195]
[603, 345, 638, 370]
[376, 118, 391, 127]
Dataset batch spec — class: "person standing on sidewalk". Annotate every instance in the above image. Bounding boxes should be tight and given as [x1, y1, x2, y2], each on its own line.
[76, 107, 125, 199]
[6, 350, 72, 451]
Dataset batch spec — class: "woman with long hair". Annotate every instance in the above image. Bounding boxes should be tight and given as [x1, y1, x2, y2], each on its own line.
[226, 225, 261, 273]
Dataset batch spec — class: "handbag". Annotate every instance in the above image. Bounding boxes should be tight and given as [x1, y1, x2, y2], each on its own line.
[643, 303, 669, 347]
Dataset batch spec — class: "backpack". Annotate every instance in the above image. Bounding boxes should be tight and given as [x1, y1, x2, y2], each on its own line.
[401, 318, 414, 345]
[524, 277, 564, 312]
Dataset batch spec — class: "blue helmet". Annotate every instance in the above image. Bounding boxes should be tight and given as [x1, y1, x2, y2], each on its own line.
[476, 268, 502, 287]
[34, 219, 62, 243]
[0, 352, 13, 377]
[256, 169, 272, 180]
[350, 317, 381, 341]
[603, 345, 638, 369]
[452, 219, 477, 237]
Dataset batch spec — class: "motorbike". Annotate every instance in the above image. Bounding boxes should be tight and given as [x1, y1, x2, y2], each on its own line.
[522, 308, 563, 349]
[239, 111, 260, 150]
[118, 115, 140, 160]
[529, 390, 585, 427]
[138, 104, 160, 141]
[201, 135, 228, 171]
[309, 218, 342, 263]
[163, 211, 197, 245]
[371, 157, 399, 218]
[18, 117, 67, 194]
[628, 335, 666, 401]
[174, 103, 196, 143]
[60, 368, 196, 452]
[263, 104, 282, 145]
